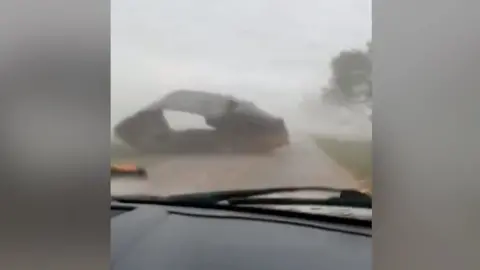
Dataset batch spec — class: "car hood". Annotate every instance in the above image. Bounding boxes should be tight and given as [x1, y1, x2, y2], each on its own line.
[111, 203, 371, 270]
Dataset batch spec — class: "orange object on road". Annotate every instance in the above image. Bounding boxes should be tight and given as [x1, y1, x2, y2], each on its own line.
[111, 164, 147, 178]
[112, 164, 139, 171]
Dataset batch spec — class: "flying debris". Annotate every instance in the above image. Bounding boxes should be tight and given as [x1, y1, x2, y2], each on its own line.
[114, 90, 290, 154]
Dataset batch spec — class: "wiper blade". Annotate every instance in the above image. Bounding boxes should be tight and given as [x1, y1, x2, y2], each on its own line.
[112, 189, 370, 209]
[224, 195, 370, 208]
[163, 186, 371, 208]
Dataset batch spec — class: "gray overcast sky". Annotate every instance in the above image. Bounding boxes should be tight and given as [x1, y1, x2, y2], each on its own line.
[111, 0, 371, 126]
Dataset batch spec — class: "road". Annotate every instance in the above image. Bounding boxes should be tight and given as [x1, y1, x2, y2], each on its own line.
[110, 134, 365, 197]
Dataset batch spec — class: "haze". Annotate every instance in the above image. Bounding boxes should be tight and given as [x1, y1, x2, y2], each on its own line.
[111, 0, 372, 134]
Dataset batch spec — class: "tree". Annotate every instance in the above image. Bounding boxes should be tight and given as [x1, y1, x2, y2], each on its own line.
[322, 41, 372, 104]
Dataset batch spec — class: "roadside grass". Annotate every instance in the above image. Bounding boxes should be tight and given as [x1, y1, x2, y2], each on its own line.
[314, 135, 372, 193]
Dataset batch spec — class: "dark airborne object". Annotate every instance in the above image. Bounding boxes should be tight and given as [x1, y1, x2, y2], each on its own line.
[114, 90, 290, 154]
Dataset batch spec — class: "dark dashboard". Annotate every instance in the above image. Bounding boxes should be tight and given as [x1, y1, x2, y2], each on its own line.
[111, 202, 371, 270]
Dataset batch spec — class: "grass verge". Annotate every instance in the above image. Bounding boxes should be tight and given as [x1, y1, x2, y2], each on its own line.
[314, 136, 372, 189]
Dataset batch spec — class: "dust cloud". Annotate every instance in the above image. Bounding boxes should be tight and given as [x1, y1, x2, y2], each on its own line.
[111, 0, 372, 139]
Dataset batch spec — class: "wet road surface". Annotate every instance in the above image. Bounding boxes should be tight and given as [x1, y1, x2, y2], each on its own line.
[111, 135, 363, 196]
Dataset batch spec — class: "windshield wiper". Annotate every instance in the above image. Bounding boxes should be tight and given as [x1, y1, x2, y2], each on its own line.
[112, 186, 371, 209]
